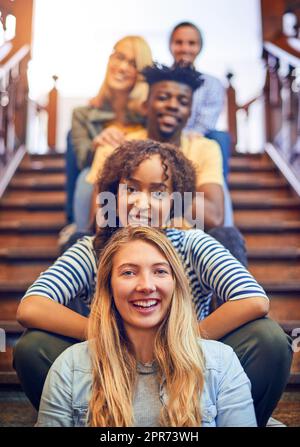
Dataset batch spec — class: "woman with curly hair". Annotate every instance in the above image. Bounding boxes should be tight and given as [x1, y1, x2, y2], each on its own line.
[36, 226, 257, 427]
[15, 140, 291, 427]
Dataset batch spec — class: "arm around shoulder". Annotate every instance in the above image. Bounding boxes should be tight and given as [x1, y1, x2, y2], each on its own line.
[216, 344, 257, 427]
[16, 295, 88, 340]
[36, 346, 75, 427]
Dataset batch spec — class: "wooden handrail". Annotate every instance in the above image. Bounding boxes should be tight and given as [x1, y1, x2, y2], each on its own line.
[0, 42, 30, 197]
[263, 34, 300, 194]
[226, 72, 263, 148]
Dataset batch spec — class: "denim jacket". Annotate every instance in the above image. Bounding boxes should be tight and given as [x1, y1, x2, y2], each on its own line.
[36, 339, 257, 427]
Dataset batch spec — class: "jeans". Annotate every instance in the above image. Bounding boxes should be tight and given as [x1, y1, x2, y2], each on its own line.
[65, 131, 80, 224]
[73, 167, 94, 233]
[13, 318, 292, 426]
[207, 226, 247, 267]
[73, 179, 234, 232]
[205, 130, 233, 225]
[205, 130, 231, 182]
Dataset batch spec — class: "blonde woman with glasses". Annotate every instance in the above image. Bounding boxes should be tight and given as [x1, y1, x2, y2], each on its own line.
[66, 35, 152, 231]
[36, 226, 257, 427]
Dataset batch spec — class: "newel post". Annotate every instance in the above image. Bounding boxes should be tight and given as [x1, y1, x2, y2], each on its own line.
[226, 72, 237, 148]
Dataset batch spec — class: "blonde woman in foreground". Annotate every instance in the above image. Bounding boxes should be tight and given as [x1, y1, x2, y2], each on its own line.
[36, 226, 257, 427]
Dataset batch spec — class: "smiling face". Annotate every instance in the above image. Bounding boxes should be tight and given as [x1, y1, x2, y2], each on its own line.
[146, 81, 193, 142]
[106, 40, 138, 92]
[111, 240, 174, 334]
[170, 25, 201, 66]
[118, 154, 173, 228]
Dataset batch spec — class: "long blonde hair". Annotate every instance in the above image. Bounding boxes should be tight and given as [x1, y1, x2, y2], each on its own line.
[88, 226, 205, 427]
[93, 35, 152, 113]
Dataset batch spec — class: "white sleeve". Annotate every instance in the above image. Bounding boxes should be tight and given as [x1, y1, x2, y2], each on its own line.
[36, 348, 75, 427]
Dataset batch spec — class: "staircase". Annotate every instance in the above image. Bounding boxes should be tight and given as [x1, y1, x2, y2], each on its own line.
[0, 153, 65, 384]
[0, 150, 299, 423]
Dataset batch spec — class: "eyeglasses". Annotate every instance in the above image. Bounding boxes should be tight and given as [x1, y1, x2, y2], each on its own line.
[110, 51, 137, 70]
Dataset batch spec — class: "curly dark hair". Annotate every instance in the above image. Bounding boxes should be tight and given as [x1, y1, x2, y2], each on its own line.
[142, 63, 203, 92]
[93, 139, 196, 255]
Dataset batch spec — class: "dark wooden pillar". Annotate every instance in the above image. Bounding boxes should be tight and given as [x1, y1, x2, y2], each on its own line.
[48, 76, 59, 151]
[1, 0, 34, 60]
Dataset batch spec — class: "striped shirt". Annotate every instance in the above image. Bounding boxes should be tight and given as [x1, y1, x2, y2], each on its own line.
[23, 229, 268, 320]
[185, 73, 225, 135]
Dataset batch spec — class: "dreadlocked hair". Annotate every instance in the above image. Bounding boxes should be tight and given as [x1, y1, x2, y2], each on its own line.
[93, 139, 196, 258]
[142, 63, 204, 92]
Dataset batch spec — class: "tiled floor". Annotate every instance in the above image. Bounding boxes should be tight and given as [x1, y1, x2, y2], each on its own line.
[0, 387, 37, 427]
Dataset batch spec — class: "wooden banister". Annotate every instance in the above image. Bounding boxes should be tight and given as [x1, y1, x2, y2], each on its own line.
[47, 75, 58, 151]
[0, 45, 30, 76]
[226, 73, 237, 147]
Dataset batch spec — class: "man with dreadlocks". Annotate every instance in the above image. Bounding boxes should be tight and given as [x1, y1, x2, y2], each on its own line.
[85, 63, 244, 263]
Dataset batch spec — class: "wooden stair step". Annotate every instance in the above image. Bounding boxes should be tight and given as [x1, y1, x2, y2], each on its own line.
[237, 220, 300, 233]
[228, 179, 288, 191]
[0, 372, 19, 385]
[3, 190, 66, 200]
[268, 296, 300, 321]
[231, 153, 266, 160]
[0, 211, 65, 223]
[232, 197, 300, 210]
[10, 175, 65, 191]
[0, 198, 65, 211]
[18, 160, 65, 174]
[229, 159, 277, 172]
[258, 282, 300, 294]
[12, 172, 65, 181]
[0, 324, 299, 385]
[248, 248, 300, 260]
[291, 352, 300, 381]
[229, 169, 285, 182]
[229, 154, 271, 165]
[231, 189, 292, 200]
[0, 220, 65, 233]
[1, 327, 299, 386]
[229, 171, 283, 181]
[244, 233, 300, 249]
[235, 209, 300, 222]
[20, 155, 65, 166]
[0, 234, 59, 249]
[0, 321, 24, 334]
[29, 152, 65, 160]
[0, 298, 22, 320]
[229, 163, 277, 173]
[0, 262, 52, 282]
[0, 338, 22, 385]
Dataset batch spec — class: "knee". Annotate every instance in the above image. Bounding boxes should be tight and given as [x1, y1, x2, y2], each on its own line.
[13, 330, 47, 370]
[208, 226, 247, 266]
[209, 225, 243, 242]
